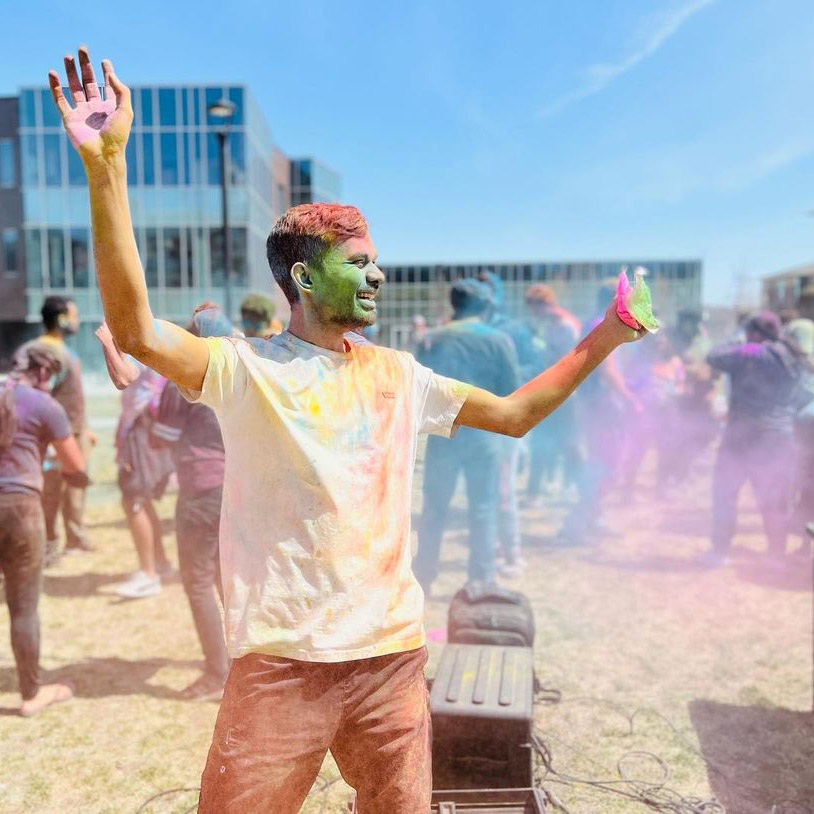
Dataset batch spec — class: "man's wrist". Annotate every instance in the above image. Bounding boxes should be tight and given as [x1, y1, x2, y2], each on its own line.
[84, 152, 127, 181]
[592, 317, 627, 350]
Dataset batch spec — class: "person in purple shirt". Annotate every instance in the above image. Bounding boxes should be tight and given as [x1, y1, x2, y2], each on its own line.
[152, 306, 230, 701]
[0, 342, 86, 716]
[702, 311, 807, 566]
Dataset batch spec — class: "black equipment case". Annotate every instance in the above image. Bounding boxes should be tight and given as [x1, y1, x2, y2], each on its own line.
[430, 643, 535, 790]
[431, 788, 547, 812]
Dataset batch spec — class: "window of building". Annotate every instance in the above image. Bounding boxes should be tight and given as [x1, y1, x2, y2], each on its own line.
[126, 136, 138, 186]
[159, 88, 177, 127]
[19, 135, 36, 186]
[71, 228, 90, 287]
[228, 87, 244, 126]
[139, 88, 154, 126]
[19, 90, 36, 128]
[207, 132, 222, 186]
[0, 139, 15, 187]
[231, 227, 247, 285]
[47, 228, 66, 287]
[163, 228, 181, 287]
[144, 228, 158, 287]
[160, 133, 178, 185]
[181, 132, 191, 185]
[67, 143, 85, 186]
[229, 132, 245, 185]
[43, 134, 62, 186]
[184, 227, 194, 287]
[25, 230, 42, 286]
[209, 227, 225, 286]
[40, 89, 61, 128]
[297, 160, 311, 186]
[180, 89, 190, 127]
[2, 228, 19, 274]
[142, 133, 155, 185]
[193, 88, 202, 126]
[190, 131, 203, 185]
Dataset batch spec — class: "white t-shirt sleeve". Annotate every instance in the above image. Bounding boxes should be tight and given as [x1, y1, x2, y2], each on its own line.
[177, 336, 249, 411]
[413, 357, 472, 437]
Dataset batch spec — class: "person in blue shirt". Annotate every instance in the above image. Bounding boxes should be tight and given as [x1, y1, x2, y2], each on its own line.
[476, 270, 538, 575]
[414, 279, 521, 592]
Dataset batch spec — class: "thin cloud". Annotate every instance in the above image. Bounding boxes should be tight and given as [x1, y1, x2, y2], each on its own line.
[538, 0, 716, 119]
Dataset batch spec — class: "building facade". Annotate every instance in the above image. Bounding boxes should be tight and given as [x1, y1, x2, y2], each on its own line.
[0, 84, 342, 367]
[763, 263, 814, 319]
[290, 158, 342, 206]
[377, 259, 702, 349]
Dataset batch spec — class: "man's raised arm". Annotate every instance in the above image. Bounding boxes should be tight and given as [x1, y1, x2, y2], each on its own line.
[455, 300, 645, 438]
[48, 47, 209, 391]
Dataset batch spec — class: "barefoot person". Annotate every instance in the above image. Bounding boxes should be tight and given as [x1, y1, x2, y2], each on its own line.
[0, 343, 87, 717]
[48, 47, 644, 812]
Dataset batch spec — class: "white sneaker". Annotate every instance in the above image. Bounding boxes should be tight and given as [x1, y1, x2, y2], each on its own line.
[499, 557, 527, 578]
[113, 570, 161, 599]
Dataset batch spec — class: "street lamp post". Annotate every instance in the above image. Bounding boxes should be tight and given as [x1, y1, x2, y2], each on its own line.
[207, 98, 237, 320]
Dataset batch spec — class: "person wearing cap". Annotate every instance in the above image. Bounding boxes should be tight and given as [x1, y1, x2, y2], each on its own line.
[0, 342, 86, 716]
[414, 279, 520, 592]
[703, 311, 807, 566]
[240, 292, 282, 339]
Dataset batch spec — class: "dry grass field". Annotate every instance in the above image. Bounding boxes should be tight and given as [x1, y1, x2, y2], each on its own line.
[1, 390, 812, 813]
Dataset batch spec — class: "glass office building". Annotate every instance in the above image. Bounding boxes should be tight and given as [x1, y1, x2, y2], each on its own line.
[290, 158, 342, 206]
[377, 260, 702, 348]
[5, 84, 277, 362]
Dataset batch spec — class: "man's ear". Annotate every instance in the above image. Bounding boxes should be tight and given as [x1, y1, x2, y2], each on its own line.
[291, 262, 313, 295]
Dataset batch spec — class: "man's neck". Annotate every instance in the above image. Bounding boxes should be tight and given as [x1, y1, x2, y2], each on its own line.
[287, 307, 349, 353]
[42, 329, 64, 343]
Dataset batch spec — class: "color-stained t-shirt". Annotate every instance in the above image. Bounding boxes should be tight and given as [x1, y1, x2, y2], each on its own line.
[152, 382, 224, 497]
[0, 383, 71, 496]
[708, 340, 804, 437]
[16, 336, 85, 434]
[180, 331, 471, 662]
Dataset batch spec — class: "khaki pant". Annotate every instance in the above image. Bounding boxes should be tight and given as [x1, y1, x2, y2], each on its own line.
[198, 647, 432, 813]
[42, 430, 90, 550]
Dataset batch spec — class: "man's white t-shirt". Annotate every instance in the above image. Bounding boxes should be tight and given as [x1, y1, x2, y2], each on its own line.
[181, 331, 471, 662]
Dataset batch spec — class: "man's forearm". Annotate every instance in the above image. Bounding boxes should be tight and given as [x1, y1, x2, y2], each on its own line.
[508, 322, 621, 435]
[86, 156, 155, 354]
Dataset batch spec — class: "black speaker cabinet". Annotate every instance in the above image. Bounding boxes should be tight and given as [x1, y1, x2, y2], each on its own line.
[430, 644, 535, 790]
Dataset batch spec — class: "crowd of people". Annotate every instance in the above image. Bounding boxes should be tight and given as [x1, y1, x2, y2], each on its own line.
[412, 277, 814, 592]
[2, 277, 812, 719]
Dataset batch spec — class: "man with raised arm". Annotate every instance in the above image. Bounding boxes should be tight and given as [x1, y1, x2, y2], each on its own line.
[49, 47, 645, 813]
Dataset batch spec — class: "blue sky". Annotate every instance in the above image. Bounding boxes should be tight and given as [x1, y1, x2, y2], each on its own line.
[3, 0, 813, 305]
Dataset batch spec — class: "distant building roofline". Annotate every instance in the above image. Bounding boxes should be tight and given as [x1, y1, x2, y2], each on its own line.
[379, 258, 702, 268]
[764, 262, 814, 282]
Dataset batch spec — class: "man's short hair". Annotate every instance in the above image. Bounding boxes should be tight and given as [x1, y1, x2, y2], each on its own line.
[525, 284, 558, 306]
[450, 278, 493, 315]
[240, 292, 276, 322]
[41, 295, 71, 331]
[266, 204, 369, 306]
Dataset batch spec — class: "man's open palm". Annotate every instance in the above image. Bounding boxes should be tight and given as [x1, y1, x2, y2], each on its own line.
[48, 46, 132, 162]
